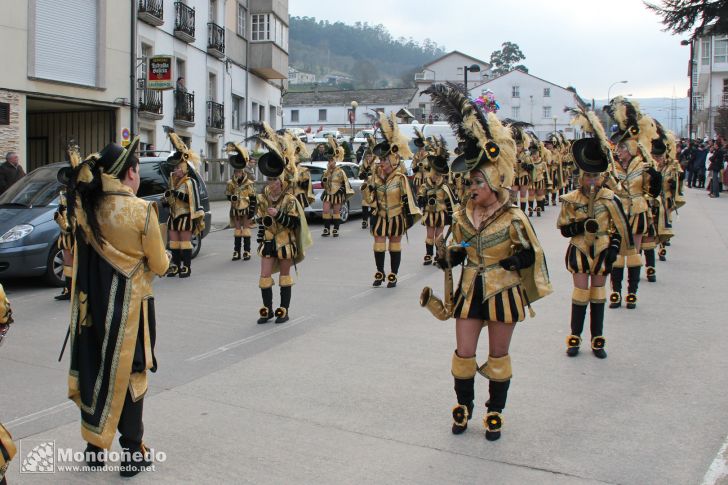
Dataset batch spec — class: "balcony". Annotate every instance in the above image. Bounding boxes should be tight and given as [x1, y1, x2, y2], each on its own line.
[249, 42, 288, 80]
[174, 90, 195, 127]
[138, 0, 163, 26]
[723, 93, 728, 107]
[206, 101, 224, 133]
[207, 22, 225, 59]
[174, 2, 195, 43]
[138, 89, 163, 120]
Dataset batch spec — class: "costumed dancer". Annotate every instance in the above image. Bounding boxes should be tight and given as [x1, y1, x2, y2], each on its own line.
[65, 137, 170, 477]
[163, 131, 205, 278]
[358, 134, 377, 229]
[657, 130, 685, 261]
[1, 285, 17, 484]
[411, 126, 429, 195]
[320, 137, 354, 237]
[545, 134, 564, 206]
[417, 136, 455, 266]
[365, 111, 422, 288]
[507, 121, 533, 213]
[290, 134, 315, 211]
[53, 147, 80, 300]
[420, 83, 552, 441]
[603, 97, 662, 309]
[527, 135, 551, 217]
[224, 142, 257, 261]
[559, 131, 576, 191]
[559, 108, 633, 358]
[251, 135, 312, 324]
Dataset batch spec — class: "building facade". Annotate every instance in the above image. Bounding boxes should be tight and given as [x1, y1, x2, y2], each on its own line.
[0, 0, 132, 171]
[288, 67, 315, 85]
[689, 30, 728, 138]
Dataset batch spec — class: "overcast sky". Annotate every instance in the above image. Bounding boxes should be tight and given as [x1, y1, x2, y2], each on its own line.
[289, 0, 690, 101]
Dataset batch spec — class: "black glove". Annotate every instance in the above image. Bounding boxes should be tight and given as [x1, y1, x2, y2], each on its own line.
[646, 167, 663, 197]
[438, 246, 467, 270]
[560, 220, 585, 238]
[337, 185, 346, 196]
[231, 194, 239, 202]
[417, 196, 426, 208]
[605, 233, 622, 270]
[522, 163, 534, 171]
[498, 248, 535, 271]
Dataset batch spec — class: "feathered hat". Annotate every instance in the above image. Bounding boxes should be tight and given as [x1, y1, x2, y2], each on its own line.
[323, 135, 345, 161]
[422, 82, 515, 191]
[364, 133, 376, 155]
[565, 106, 612, 173]
[412, 126, 426, 148]
[246, 124, 286, 178]
[603, 96, 658, 147]
[373, 112, 413, 160]
[224, 141, 250, 170]
[650, 120, 669, 156]
[426, 136, 450, 175]
[277, 129, 310, 162]
[545, 132, 561, 148]
[166, 130, 200, 173]
[504, 120, 533, 150]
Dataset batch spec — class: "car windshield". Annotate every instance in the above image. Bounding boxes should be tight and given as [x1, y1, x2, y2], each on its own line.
[307, 166, 324, 182]
[0, 165, 61, 207]
[138, 161, 169, 198]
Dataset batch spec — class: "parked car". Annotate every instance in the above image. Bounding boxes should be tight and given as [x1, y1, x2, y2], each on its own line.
[310, 130, 345, 144]
[0, 157, 211, 286]
[301, 162, 363, 222]
[353, 129, 375, 144]
[289, 127, 310, 143]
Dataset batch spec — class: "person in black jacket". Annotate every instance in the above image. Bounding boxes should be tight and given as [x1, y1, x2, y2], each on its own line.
[709, 142, 725, 197]
[310, 144, 327, 161]
[0, 152, 26, 195]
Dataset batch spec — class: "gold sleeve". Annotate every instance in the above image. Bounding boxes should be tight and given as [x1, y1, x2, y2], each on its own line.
[556, 201, 574, 229]
[142, 203, 170, 276]
[509, 219, 532, 250]
[225, 181, 235, 196]
[186, 179, 198, 214]
[0, 283, 12, 324]
[256, 194, 266, 219]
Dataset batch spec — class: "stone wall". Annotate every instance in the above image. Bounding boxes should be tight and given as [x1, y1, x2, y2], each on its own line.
[0, 90, 21, 162]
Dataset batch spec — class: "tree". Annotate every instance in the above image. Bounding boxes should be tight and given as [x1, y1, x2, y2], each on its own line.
[351, 60, 379, 89]
[644, 1, 728, 36]
[489, 42, 527, 76]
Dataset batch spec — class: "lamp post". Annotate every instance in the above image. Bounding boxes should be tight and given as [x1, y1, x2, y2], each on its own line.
[553, 116, 558, 132]
[463, 64, 481, 93]
[681, 39, 694, 140]
[349, 100, 358, 155]
[607, 80, 628, 104]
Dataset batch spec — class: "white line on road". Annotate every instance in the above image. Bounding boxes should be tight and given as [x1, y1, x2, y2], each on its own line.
[186, 315, 313, 363]
[702, 433, 728, 485]
[5, 401, 75, 429]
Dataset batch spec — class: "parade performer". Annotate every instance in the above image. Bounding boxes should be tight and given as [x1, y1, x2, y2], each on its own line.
[603, 97, 662, 309]
[418, 137, 455, 266]
[65, 137, 169, 477]
[1, 285, 17, 484]
[163, 131, 205, 278]
[559, 108, 633, 358]
[54, 148, 80, 300]
[527, 135, 551, 217]
[358, 134, 377, 229]
[507, 121, 533, 213]
[559, 131, 576, 192]
[657, 130, 684, 262]
[545, 134, 565, 206]
[290, 135, 315, 210]
[420, 83, 552, 441]
[224, 142, 257, 261]
[365, 112, 421, 288]
[253, 136, 312, 324]
[320, 137, 353, 237]
[411, 127, 429, 195]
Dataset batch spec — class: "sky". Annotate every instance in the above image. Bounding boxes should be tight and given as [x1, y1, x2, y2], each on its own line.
[289, 0, 691, 101]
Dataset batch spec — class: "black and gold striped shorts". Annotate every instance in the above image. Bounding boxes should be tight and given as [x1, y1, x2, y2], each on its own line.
[258, 240, 298, 260]
[531, 179, 547, 191]
[322, 192, 345, 205]
[565, 245, 609, 275]
[629, 211, 648, 236]
[514, 175, 530, 187]
[296, 193, 310, 208]
[422, 210, 450, 228]
[453, 277, 526, 323]
[371, 214, 406, 238]
[169, 214, 195, 232]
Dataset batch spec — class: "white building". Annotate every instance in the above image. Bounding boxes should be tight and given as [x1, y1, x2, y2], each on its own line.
[468, 70, 588, 140]
[282, 87, 417, 132]
[411, 50, 492, 120]
[136, 0, 287, 160]
[288, 67, 316, 85]
[0, 0, 132, 171]
[688, 28, 728, 138]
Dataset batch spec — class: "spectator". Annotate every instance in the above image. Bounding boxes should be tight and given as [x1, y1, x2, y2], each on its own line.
[709, 141, 725, 198]
[0, 151, 26, 195]
[691, 143, 708, 189]
[311, 144, 327, 161]
[681, 142, 695, 186]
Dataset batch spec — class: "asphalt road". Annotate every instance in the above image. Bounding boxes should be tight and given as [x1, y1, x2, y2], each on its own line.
[2, 189, 728, 484]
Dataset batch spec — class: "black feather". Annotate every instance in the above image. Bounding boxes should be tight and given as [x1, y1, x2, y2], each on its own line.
[421, 82, 492, 145]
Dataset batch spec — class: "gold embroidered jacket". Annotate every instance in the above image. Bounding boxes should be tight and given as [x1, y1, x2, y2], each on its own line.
[167, 174, 204, 224]
[367, 169, 422, 222]
[418, 173, 455, 216]
[294, 165, 315, 205]
[54, 190, 74, 250]
[225, 174, 256, 212]
[607, 156, 652, 217]
[322, 166, 353, 200]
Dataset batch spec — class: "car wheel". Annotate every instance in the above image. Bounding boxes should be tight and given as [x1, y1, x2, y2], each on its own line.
[191, 234, 202, 259]
[340, 202, 350, 223]
[45, 244, 65, 287]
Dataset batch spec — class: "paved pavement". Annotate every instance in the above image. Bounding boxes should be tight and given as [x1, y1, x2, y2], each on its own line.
[2, 189, 728, 484]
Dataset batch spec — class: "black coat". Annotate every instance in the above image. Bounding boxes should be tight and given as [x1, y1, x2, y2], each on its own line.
[709, 149, 725, 172]
[0, 162, 25, 195]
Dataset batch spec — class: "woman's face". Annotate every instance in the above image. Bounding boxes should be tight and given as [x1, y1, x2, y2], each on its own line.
[468, 169, 496, 206]
[267, 178, 282, 194]
[616, 143, 632, 164]
[234, 169, 244, 179]
[581, 172, 602, 188]
[653, 154, 666, 167]
[173, 163, 186, 178]
[327, 158, 336, 170]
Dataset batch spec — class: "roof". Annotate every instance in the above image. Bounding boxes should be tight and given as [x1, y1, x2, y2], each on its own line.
[282, 88, 418, 108]
[422, 50, 491, 69]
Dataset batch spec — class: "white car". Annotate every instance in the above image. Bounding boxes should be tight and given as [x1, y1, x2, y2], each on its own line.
[301, 162, 364, 222]
[353, 129, 375, 144]
[310, 130, 345, 144]
[288, 127, 310, 143]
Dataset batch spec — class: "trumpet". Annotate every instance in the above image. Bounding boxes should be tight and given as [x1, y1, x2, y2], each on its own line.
[262, 215, 274, 227]
[420, 237, 455, 321]
[583, 182, 599, 247]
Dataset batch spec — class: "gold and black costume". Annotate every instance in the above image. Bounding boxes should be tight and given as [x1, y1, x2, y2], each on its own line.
[506, 121, 534, 211]
[421, 83, 552, 441]
[54, 184, 75, 300]
[290, 135, 315, 210]
[545, 134, 565, 206]
[657, 132, 684, 262]
[358, 134, 377, 229]
[417, 138, 455, 265]
[1, 284, 17, 483]
[320, 137, 354, 237]
[527, 137, 551, 217]
[224, 142, 256, 261]
[66, 138, 169, 476]
[411, 127, 429, 195]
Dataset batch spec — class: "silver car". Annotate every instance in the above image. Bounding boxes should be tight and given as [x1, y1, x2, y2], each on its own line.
[302, 162, 364, 222]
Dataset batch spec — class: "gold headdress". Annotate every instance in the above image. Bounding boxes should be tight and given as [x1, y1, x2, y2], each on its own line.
[167, 130, 201, 173]
[505, 120, 533, 150]
[413, 126, 427, 148]
[565, 106, 612, 173]
[373, 112, 413, 160]
[224, 142, 250, 169]
[603, 96, 658, 148]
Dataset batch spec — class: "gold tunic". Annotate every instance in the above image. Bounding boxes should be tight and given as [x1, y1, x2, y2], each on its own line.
[256, 189, 301, 260]
[608, 156, 651, 217]
[225, 174, 256, 225]
[55, 190, 74, 250]
[321, 166, 352, 205]
[294, 165, 315, 207]
[418, 173, 454, 227]
[411, 149, 429, 192]
[367, 168, 422, 237]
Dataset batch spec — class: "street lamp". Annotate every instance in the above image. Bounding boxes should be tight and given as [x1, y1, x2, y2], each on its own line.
[463, 64, 481, 92]
[349, 100, 358, 151]
[607, 80, 628, 104]
[681, 39, 694, 140]
[553, 116, 558, 132]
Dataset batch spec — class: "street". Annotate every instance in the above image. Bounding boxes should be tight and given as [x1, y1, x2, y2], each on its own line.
[2, 190, 728, 485]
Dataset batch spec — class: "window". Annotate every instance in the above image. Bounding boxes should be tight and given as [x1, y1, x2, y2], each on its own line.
[512, 85, 520, 98]
[251, 13, 270, 41]
[251, 101, 259, 121]
[291, 109, 299, 123]
[269, 106, 277, 129]
[208, 72, 217, 101]
[543, 88, 551, 97]
[231, 95, 244, 130]
[543, 106, 552, 118]
[236, 3, 246, 37]
[693, 95, 704, 111]
[511, 106, 520, 119]
[318, 109, 327, 122]
[208, 0, 216, 22]
[715, 35, 728, 63]
[701, 38, 711, 64]
[457, 67, 463, 76]
[0, 102, 9, 125]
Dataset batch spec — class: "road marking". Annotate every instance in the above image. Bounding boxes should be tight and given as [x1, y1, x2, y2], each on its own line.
[702, 434, 728, 485]
[186, 315, 313, 363]
[5, 401, 75, 429]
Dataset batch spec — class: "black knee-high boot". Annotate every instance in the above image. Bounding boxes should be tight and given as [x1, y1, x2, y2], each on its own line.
[644, 249, 656, 282]
[486, 380, 510, 441]
[276, 286, 291, 324]
[233, 236, 242, 260]
[528, 199, 534, 216]
[243, 236, 251, 260]
[626, 266, 641, 309]
[567, 303, 588, 356]
[179, 249, 192, 278]
[361, 206, 369, 228]
[520, 202, 526, 213]
[590, 302, 607, 358]
[373, 250, 386, 286]
[258, 287, 273, 324]
[424, 243, 434, 265]
[609, 266, 624, 308]
[388, 251, 401, 288]
[452, 377, 475, 435]
[167, 249, 181, 277]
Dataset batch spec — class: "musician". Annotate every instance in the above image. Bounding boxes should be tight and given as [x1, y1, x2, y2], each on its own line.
[508, 122, 533, 213]
[644, 126, 676, 273]
[163, 132, 205, 278]
[365, 112, 421, 288]
[545, 134, 564, 206]
[320, 137, 353, 237]
[66, 137, 169, 477]
[1, 285, 16, 484]
[658, 131, 685, 262]
[224, 143, 257, 261]
[527, 136, 551, 217]
[559, 108, 632, 359]
[411, 127, 429, 195]
[421, 83, 551, 441]
[291, 135, 315, 211]
[358, 134, 377, 229]
[603, 97, 662, 309]
[417, 137, 455, 266]
[253, 137, 312, 324]
[53, 181, 74, 300]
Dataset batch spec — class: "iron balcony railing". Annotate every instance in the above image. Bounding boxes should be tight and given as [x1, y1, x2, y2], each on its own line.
[174, 90, 195, 123]
[207, 22, 225, 54]
[138, 0, 163, 22]
[138, 89, 163, 115]
[207, 100, 224, 131]
[174, 2, 195, 39]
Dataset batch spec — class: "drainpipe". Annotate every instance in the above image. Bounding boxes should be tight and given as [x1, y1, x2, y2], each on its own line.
[130, 0, 138, 138]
